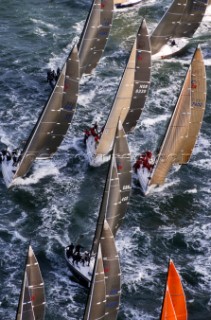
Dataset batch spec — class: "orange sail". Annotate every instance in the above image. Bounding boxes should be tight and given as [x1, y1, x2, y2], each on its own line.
[161, 260, 188, 320]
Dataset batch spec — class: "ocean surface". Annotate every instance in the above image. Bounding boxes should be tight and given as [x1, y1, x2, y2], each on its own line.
[0, 0, 210, 319]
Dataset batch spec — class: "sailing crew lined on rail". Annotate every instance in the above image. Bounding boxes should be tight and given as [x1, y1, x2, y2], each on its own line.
[133, 151, 154, 173]
[0, 149, 21, 166]
[84, 122, 100, 144]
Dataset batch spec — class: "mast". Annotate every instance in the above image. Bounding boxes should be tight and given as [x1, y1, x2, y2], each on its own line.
[160, 260, 187, 320]
[16, 246, 46, 320]
[179, 47, 207, 163]
[149, 57, 192, 186]
[150, 0, 208, 55]
[83, 244, 106, 320]
[14, 45, 79, 179]
[78, 0, 114, 76]
[96, 19, 151, 156]
[101, 220, 121, 320]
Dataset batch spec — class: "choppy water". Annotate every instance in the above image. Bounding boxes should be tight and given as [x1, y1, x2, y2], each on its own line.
[0, 0, 210, 319]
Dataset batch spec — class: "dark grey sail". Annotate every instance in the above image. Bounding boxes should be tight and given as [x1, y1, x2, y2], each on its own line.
[150, 0, 208, 55]
[14, 45, 79, 179]
[78, 0, 113, 76]
[92, 121, 131, 255]
[83, 244, 106, 320]
[16, 246, 46, 320]
[101, 220, 121, 320]
[123, 19, 151, 133]
[104, 121, 131, 236]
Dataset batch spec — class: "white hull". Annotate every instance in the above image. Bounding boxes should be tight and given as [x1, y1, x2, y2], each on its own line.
[136, 166, 151, 195]
[64, 248, 93, 287]
[86, 136, 110, 167]
[115, 0, 142, 8]
[152, 38, 189, 60]
[1, 160, 16, 188]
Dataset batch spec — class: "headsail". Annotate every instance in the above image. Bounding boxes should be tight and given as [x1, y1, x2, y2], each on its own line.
[150, 0, 208, 55]
[78, 0, 114, 76]
[149, 58, 192, 186]
[92, 121, 131, 254]
[160, 260, 187, 320]
[16, 245, 46, 320]
[83, 244, 106, 320]
[179, 47, 207, 163]
[101, 220, 121, 320]
[96, 19, 151, 156]
[13, 46, 79, 180]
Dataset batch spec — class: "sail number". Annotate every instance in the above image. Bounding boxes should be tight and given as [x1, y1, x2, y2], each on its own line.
[121, 196, 129, 202]
[135, 84, 148, 94]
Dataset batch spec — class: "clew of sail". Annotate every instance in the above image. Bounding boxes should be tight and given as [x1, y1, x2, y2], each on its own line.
[160, 260, 188, 320]
[83, 244, 106, 320]
[150, 0, 208, 56]
[100, 220, 121, 320]
[13, 46, 79, 180]
[16, 246, 46, 320]
[78, 0, 114, 76]
[96, 19, 151, 156]
[179, 47, 207, 163]
[149, 60, 192, 186]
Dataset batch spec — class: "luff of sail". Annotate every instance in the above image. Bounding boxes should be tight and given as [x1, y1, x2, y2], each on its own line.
[160, 260, 187, 320]
[96, 19, 151, 156]
[13, 45, 79, 180]
[179, 47, 207, 163]
[100, 220, 121, 320]
[78, 0, 113, 76]
[160, 287, 177, 320]
[16, 246, 46, 320]
[150, 0, 208, 55]
[83, 244, 106, 320]
[149, 63, 192, 186]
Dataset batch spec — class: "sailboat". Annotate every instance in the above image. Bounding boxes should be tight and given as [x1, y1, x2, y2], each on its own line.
[136, 46, 207, 195]
[16, 245, 46, 320]
[160, 260, 188, 320]
[65, 120, 131, 287]
[150, 0, 209, 59]
[114, 0, 142, 9]
[78, 0, 114, 76]
[1, 45, 80, 188]
[86, 19, 151, 166]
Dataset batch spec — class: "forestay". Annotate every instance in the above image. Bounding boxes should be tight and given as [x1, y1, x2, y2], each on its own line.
[96, 19, 151, 156]
[150, 0, 208, 55]
[14, 46, 79, 180]
[78, 0, 114, 76]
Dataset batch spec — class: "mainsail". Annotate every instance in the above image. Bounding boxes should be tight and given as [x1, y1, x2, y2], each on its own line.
[16, 246, 46, 320]
[179, 47, 207, 163]
[83, 244, 106, 320]
[150, 0, 208, 55]
[92, 121, 131, 254]
[160, 260, 187, 320]
[13, 46, 79, 180]
[101, 220, 121, 320]
[78, 0, 114, 76]
[96, 19, 151, 156]
[149, 47, 206, 186]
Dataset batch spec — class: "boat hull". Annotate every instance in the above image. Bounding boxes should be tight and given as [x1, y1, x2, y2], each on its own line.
[136, 166, 151, 195]
[115, 0, 142, 9]
[86, 136, 110, 167]
[152, 38, 189, 60]
[64, 248, 92, 287]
